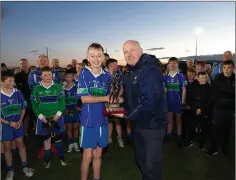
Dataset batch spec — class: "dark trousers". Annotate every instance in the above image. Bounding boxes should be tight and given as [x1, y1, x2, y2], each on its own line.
[133, 126, 165, 180]
[209, 108, 234, 152]
[188, 114, 209, 147]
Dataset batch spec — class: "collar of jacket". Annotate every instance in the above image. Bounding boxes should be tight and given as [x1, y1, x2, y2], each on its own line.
[126, 53, 160, 72]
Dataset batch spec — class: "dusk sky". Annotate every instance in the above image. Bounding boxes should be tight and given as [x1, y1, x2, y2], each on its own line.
[1, 1, 235, 67]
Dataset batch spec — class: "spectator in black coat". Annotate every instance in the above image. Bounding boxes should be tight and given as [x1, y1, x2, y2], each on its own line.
[187, 72, 211, 149]
[206, 60, 235, 156]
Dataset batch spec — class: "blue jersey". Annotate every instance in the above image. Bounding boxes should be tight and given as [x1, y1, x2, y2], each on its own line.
[1, 89, 27, 122]
[28, 68, 60, 90]
[164, 72, 187, 112]
[64, 83, 78, 111]
[76, 67, 111, 127]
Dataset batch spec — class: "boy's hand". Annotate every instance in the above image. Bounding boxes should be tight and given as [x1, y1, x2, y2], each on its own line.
[10, 122, 18, 129]
[196, 108, 201, 114]
[41, 117, 48, 123]
[15, 121, 22, 129]
[53, 114, 60, 121]
[185, 105, 190, 110]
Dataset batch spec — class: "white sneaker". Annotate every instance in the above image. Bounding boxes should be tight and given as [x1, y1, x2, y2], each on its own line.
[67, 144, 74, 153]
[5, 171, 14, 180]
[23, 167, 35, 177]
[44, 161, 51, 169]
[117, 137, 124, 148]
[60, 160, 67, 166]
[73, 143, 80, 152]
[108, 137, 112, 144]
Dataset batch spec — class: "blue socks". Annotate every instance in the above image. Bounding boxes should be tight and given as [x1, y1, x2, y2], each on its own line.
[7, 165, 14, 171]
[127, 133, 132, 140]
[55, 141, 64, 158]
[22, 161, 28, 168]
[44, 149, 51, 161]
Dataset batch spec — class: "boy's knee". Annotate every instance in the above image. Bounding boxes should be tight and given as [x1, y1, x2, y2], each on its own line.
[83, 151, 93, 162]
[93, 149, 102, 159]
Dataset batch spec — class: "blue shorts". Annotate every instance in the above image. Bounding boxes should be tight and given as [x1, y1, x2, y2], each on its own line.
[64, 113, 80, 124]
[167, 100, 183, 114]
[2, 123, 24, 141]
[36, 116, 64, 136]
[79, 125, 108, 149]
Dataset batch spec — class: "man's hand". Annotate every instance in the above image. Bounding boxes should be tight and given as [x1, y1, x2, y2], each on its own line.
[10, 122, 18, 129]
[53, 114, 60, 121]
[196, 108, 201, 114]
[113, 114, 124, 118]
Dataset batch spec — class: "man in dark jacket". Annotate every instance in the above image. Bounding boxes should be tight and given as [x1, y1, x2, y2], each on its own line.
[122, 40, 167, 180]
[207, 60, 235, 156]
[14, 59, 35, 136]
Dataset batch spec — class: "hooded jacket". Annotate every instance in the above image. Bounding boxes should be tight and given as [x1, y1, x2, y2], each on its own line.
[123, 54, 167, 129]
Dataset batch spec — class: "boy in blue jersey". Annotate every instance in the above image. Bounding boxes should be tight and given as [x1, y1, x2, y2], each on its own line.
[1, 72, 34, 180]
[165, 57, 187, 148]
[77, 43, 114, 180]
[64, 69, 81, 152]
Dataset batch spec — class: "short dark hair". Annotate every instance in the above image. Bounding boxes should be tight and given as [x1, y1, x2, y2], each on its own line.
[88, 43, 104, 52]
[104, 53, 110, 58]
[168, 57, 178, 63]
[223, 60, 234, 67]
[82, 59, 88, 66]
[187, 68, 196, 74]
[196, 61, 206, 66]
[64, 69, 74, 75]
[105, 58, 118, 68]
[198, 71, 208, 77]
[1, 63, 7, 67]
[1, 71, 14, 82]
[40, 66, 52, 75]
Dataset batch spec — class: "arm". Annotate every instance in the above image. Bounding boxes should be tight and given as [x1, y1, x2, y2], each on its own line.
[180, 74, 187, 105]
[182, 87, 186, 104]
[57, 85, 66, 116]
[18, 91, 27, 124]
[30, 87, 43, 119]
[28, 72, 35, 90]
[77, 70, 109, 104]
[125, 67, 164, 121]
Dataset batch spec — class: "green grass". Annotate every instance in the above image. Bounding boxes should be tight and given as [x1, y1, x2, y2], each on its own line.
[1, 135, 234, 180]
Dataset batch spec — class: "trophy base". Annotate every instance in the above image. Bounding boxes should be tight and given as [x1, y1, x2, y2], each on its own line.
[104, 104, 126, 115]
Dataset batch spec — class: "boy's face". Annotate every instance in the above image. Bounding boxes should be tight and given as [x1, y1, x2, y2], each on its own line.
[198, 74, 208, 84]
[65, 73, 74, 84]
[195, 64, 204, 73]
[87, 48, 104, 69]
[187, 72, 196, 81]
[109, 62, 118, 72]
[2, 77, 14, 89]
[41, 71, 53, 83]
[168, 61, 178, 71]
[223, 64, 234, 77]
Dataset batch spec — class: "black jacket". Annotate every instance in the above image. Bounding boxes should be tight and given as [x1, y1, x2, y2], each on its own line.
[123, 54, 167, 129]
[188, 82, 211, 116]
[14, 70, 31, 101]
[212, 73, 235, 110]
